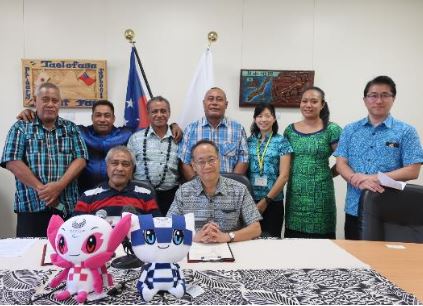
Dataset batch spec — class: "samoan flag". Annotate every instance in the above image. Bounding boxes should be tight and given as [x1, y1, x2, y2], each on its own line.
[124, 47, 149, 130]
[78, 72, 96, 86]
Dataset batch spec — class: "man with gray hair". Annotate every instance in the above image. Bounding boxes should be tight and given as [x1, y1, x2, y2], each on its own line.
[168, 140, 261, 243]
[73, 145, 160, 217]
[127, 96, 180, 215]
[1, 82, 88, 237]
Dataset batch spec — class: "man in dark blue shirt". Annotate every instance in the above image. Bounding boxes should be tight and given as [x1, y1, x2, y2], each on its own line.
[77, 100, 132, 192]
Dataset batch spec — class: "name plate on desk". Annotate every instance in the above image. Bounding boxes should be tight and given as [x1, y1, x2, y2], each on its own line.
[41, 243, 54, 266]
[187, 242, 235, 262]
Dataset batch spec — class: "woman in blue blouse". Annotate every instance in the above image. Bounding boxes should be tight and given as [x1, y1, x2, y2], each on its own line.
[247, 103, 292, 237]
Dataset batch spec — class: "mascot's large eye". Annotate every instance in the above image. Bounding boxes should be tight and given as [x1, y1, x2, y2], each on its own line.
[86, 235, 96, 253]
[144, 229, 156, 245]
[82, 233, 104, 254]
[57, 235, 68, 254]
[173, 229, 184, 245]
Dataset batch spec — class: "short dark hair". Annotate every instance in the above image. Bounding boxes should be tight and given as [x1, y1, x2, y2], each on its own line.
[204, 87, 227, 101]
[250, 103, 279, 136]
[92, 100, 115, 115]
[302, 86, 331, 128]
[147, 96, 170, 112]
[191, 139, 219, 160]
[364, 75, 396, 97]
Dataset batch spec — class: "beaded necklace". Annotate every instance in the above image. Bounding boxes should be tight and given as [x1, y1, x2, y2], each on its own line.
[143, 126, 172, 188]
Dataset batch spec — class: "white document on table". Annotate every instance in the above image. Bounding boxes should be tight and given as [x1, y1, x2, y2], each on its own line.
[377, 172, 406, 190]
[188, 242, 234, 262]
[0, 239, 36, 257]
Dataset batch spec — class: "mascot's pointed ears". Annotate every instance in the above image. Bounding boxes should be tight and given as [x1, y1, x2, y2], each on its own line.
[47, 215, 64, 252]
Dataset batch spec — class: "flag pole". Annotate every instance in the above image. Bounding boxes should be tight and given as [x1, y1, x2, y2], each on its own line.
[124, 29, 153, 98]
[177, 32, 216, 128]
[207, 31, 218, 48]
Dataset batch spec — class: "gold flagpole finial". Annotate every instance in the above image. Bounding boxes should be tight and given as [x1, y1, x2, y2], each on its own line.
[208, 31, 218, 47]
[124, 29, 135, 44]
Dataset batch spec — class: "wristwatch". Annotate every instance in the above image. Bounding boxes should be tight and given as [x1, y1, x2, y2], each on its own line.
[264, 196, 274, 204]
[228, 232, 235, 243]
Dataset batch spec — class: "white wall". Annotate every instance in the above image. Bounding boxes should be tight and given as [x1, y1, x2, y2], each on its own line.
[1, 0, 422, 237]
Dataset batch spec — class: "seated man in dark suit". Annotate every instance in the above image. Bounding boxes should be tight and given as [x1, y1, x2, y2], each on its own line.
[74, 145, 160, 217]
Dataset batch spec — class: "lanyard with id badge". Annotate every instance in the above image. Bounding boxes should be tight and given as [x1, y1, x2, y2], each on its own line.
[254, 133, 272, 187]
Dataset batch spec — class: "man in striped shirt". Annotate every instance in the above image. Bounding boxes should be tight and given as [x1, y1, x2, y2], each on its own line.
[74, 146, 160, 217]
[1, 83, 88, 237]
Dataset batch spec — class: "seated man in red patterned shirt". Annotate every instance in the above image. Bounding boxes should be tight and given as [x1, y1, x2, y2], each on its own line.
[74, 145, 160, 217]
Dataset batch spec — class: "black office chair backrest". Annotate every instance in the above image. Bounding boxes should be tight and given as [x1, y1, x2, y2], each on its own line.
[131, 179, 157, 202]
[359, 184, 423, 243]
[221, 173, 254, 197]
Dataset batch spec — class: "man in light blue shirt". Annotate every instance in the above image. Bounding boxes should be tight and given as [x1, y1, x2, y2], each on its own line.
[178, 87, 249, 181]
[334, 76, 423, 239]
[127, 96, 180, 215]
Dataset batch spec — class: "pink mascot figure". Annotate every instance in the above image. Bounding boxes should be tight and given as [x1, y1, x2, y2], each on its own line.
[47, 214, 131, 303]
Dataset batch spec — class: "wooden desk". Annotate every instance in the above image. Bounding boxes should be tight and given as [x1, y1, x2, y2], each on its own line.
[336, 240, 423, 302]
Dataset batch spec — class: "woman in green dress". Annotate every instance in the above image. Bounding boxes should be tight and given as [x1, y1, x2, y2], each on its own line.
[283, 87, 342, 239]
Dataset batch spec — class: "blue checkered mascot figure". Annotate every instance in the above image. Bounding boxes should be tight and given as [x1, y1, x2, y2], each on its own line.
[124, 213, 194, 302]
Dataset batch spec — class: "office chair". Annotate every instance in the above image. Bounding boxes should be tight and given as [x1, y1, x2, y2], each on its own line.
[359, 184, 423, 243]
[221, 173, 254, 197]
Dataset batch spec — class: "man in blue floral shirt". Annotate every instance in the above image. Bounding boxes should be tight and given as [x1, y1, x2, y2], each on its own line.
[335, 76, 423, 239]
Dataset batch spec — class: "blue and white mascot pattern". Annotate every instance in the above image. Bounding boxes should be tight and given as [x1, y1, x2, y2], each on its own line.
[124, 213, 194, 302]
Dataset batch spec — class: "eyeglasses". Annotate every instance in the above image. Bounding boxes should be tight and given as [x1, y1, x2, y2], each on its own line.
[194, 157, 218, 168]
[365, 93, 394, 101]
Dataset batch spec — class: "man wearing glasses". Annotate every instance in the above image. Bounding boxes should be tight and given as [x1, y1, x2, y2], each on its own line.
[335, 75, 423, 239]
[168, 140, 261, 243]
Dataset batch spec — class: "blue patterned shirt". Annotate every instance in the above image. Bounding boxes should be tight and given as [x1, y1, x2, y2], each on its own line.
[78, 125, 133, 192]
[178, 117, 249, 173]
[127, 125, 179, 191]
[1, 116, 89, 214]
[334, 115, 423, 216]
[247, 133, 293, 201]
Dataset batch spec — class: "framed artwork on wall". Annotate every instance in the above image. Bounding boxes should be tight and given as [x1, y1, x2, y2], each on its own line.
[22, 59, 107, 108]
[239, 69, 314, 107]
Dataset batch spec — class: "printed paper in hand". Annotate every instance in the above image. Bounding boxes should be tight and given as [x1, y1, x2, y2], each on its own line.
[377, 172, 406, 190]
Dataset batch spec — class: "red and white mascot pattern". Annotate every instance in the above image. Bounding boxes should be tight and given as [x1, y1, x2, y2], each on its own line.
[47, 214, 130, 303]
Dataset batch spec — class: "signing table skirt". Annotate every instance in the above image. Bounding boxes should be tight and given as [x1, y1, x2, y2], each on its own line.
[0, 239, 420, 305]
